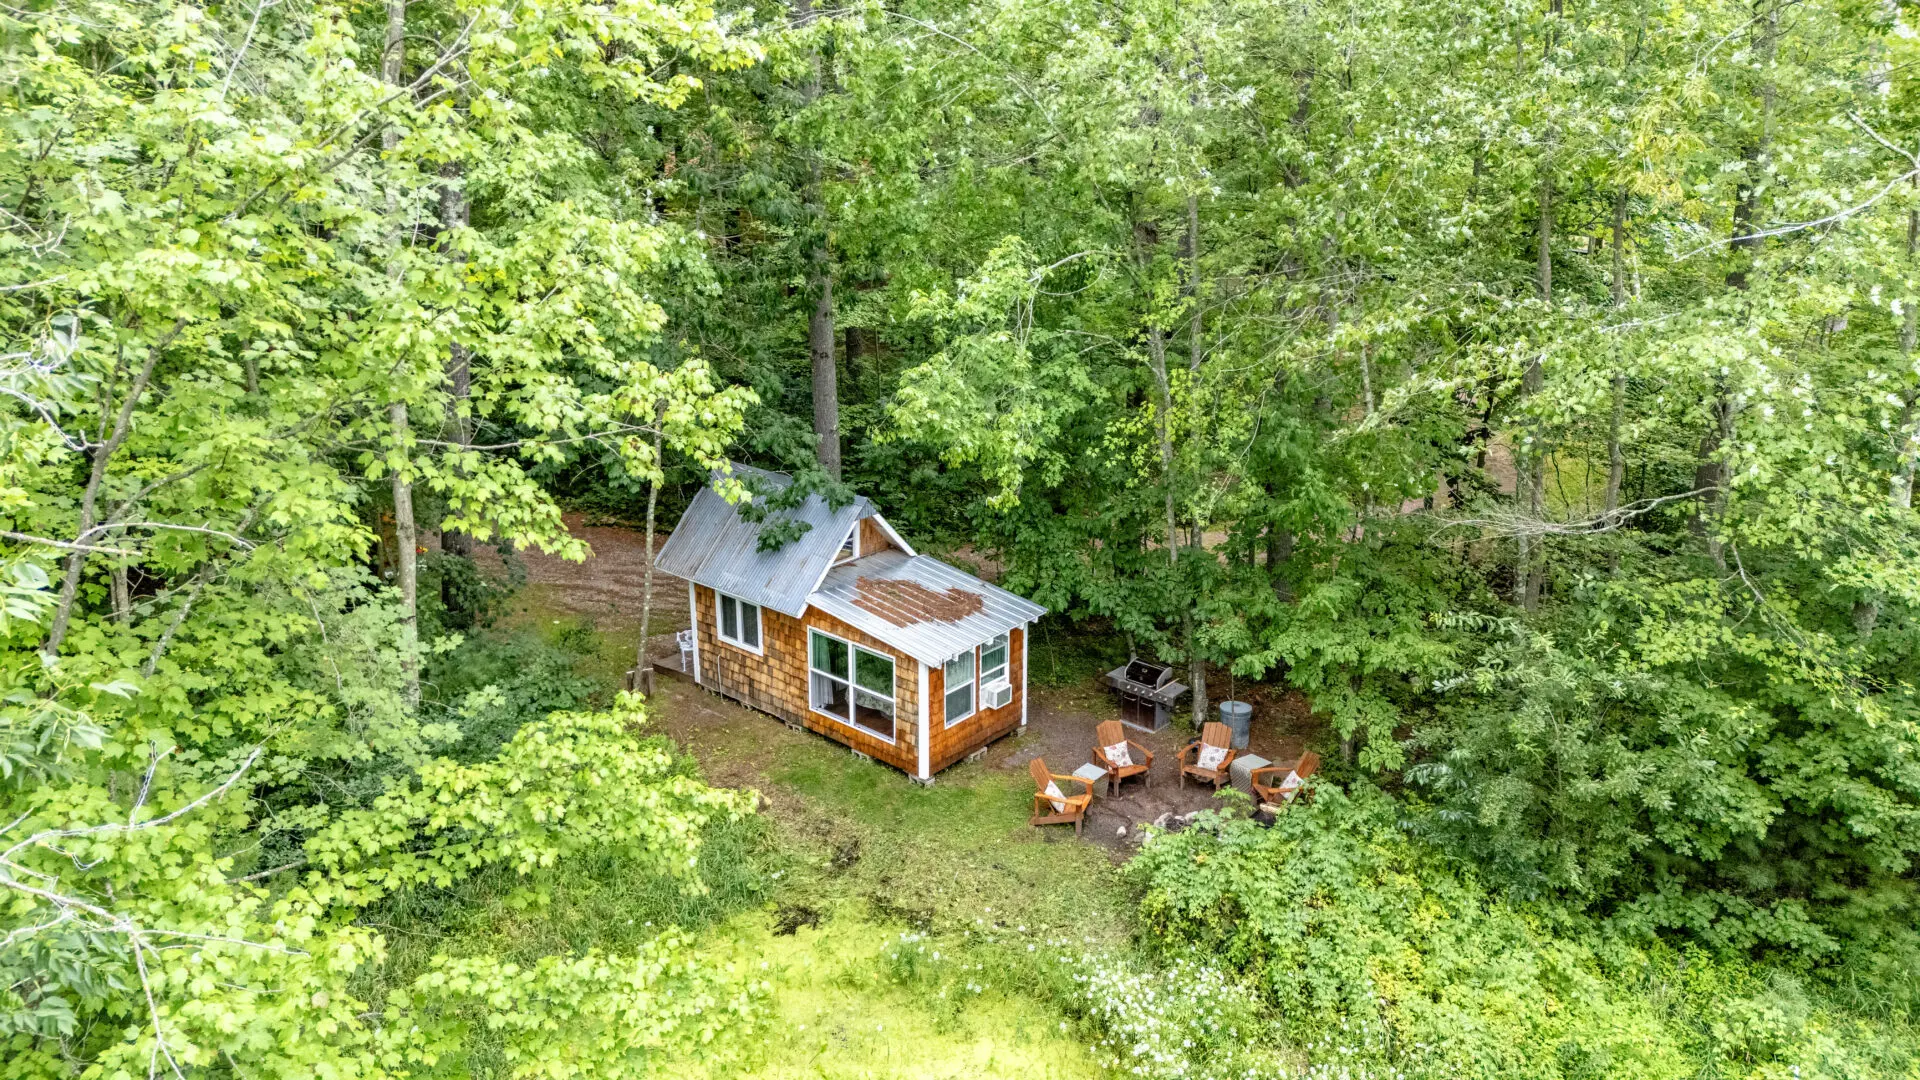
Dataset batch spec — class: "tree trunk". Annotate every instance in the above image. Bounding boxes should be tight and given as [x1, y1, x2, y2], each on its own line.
[1266, 524, 1294, 601]
[1517, 168, 1551, 611]
[1186, 194, 1203, 372]
[1698, 9, 1774, 569]
[44, 337, 168, 656]
[1524, 446, 1545, 609]
[1892, 210, 1920, 512]
[1691, 392, 1731, 572]
[391, 401, 419, 708]
[1187, 522, 1207, 728]
[845, 325, 865, 393]
[110, 557, 130, 623]
[1358, 341, 1375, 417]
[1609, 187, 1628, 310]
[636, 425, 665, 688]
[1726, 3, 1778, 290]
[440, 159, 473, 562]
[794, 0, 838, 480]
[1147, 320, 1178, 563]
[1536, 169, 1553, 307]
[382, 0, 406, 119]
[1860, 206, 1919, 635]
[1284, 66, 1313, 188]
[1605, 189, 1628, 528]
[1137, 213, 1195, 720]
[1889, 204, 1920, 511]
[809, 261, 839, 478]
[1604, 374, 1627, 514]
[384, 0, 419, 708]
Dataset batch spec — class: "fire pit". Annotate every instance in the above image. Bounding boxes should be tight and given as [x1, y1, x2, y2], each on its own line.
[1103, 658, 1188, 732]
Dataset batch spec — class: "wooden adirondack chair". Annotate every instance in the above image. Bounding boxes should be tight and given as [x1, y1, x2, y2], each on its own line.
[1178, 722, 1237, 789]
[1251, 750, 1321, 809]
[1092, 720, 1154, 797]
[1029, 757, 1093, 835]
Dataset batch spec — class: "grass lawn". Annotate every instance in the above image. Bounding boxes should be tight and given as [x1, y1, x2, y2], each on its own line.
[395, 612, 1124, 1077]
[677, 916, 1104, 1079]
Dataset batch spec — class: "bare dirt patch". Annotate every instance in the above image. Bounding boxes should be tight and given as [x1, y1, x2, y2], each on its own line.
[471, 512, 693, 666]
[984, 679, 1324, 857]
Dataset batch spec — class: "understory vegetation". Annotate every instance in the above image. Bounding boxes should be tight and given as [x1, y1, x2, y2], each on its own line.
[6, 0, 1920, 1073]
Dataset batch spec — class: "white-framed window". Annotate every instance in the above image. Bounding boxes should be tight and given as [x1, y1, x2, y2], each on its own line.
[835, 524, 858, 564]
[943, 649, 975, 727]
[980, 631, 1009, 689]
[810, 629, 896, 741]
[717, 591, 762, 653]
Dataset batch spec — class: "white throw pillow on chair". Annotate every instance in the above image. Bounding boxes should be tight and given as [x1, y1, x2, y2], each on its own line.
[1044, 780, 1067, 814]
[1103, 741, 1132, 768]
[1197, 743, 1228, 771]
[1277, 770, 1304, 800]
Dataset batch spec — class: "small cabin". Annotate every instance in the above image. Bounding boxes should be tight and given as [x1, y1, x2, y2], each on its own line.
[654, 465, 1047, 780]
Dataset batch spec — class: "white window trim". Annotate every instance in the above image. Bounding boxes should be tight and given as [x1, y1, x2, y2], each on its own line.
[1019, 625, 1028, 728]
[834, 521, 860, 565]
[980, 631, 1010, 691]
[689, 587, 703, 684]
[943, 649, 976, 728]
[716, 591, 764, 655]
[917, 661, 931, 778]
[869, 514, 917, 556]
[808, 628, 898, 744]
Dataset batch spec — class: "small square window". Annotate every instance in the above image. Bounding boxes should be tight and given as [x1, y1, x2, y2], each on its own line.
[716, 591, 761, 652]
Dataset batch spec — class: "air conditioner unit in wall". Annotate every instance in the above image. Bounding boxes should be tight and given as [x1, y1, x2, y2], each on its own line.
[981, 680, 1013, 709]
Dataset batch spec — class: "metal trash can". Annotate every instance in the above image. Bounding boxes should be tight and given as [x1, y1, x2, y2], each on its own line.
[1219, 700, 1253, 749]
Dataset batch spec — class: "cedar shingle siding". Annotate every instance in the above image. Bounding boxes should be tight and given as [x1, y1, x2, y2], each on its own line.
[667, 466, 1042, 778]
[927, 626, 1023, 773]
[694, 584, 936, 776]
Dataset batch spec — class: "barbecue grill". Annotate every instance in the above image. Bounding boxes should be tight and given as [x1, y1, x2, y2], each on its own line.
[1103, 658, 1189, 732]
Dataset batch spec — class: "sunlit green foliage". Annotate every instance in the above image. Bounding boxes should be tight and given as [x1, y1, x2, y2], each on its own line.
[1129, 790, 1920, 1079]
[7, 0, 1920, 1072]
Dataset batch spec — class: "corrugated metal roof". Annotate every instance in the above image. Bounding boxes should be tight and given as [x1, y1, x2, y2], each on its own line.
[808, 548, 1048, 668]
[654, 465, 872, 617]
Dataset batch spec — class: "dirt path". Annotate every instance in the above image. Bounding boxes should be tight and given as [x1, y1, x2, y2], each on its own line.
[982, 680, 1321, 855]
[472, 512, 692, 666]
[482, 513, 688, 621]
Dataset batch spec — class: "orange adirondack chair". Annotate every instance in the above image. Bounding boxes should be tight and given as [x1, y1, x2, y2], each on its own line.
[1029, 757, 1093, 835]
[1092, 719, 1154, 797]
[1251, 750, 1321, 808]
[1178, 722, 1237, 789]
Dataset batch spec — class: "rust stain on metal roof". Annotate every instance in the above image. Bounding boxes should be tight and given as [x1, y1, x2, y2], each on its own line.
[852, 576, 984, 626]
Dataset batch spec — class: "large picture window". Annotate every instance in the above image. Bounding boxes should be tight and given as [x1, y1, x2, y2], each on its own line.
[810, 629, 896, 741]
[852, 648, 896, 738]
[944, 649, 974, 727]
[717, 592, 761, 652]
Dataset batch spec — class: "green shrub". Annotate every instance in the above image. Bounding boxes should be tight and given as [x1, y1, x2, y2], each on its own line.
[870, 917, 1287, 1078]
[427, 626, 599, 761]
[419, 550, 525, 634]
[1124, 788, 1920, 1080]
